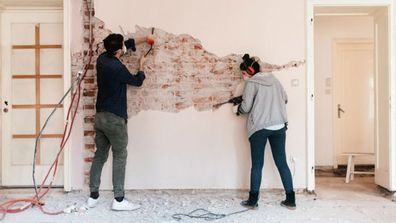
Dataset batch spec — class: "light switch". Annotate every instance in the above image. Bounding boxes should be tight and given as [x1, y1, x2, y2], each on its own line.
[325, 77, 332, 87]
[291, 79, 299, 87]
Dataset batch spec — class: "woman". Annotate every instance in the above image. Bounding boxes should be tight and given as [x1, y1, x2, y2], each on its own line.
[237, 54, 296, 210]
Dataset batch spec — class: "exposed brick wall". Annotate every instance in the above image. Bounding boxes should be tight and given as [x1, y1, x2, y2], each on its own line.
[118, 28, 243, 115]
[71, 0, 97, 181]
[90, 27, 244, 115]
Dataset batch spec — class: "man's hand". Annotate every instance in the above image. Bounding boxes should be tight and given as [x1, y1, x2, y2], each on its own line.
[135, 35, 155, 45]
[146, 35, 155, 45]
[139, 55, 147, 71]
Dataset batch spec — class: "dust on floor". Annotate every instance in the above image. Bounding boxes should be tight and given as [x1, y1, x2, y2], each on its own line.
[0, 177, 395, 223]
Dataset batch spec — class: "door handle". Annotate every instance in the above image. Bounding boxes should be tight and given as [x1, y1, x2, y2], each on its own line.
[3, 100, 9, 113]
[338, 104, 345, 118]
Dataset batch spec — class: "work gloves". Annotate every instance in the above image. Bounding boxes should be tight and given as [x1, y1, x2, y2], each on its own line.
[229, 96, 243, 116]
[124, 38, 136, 51]
[229, 96, 242, 105]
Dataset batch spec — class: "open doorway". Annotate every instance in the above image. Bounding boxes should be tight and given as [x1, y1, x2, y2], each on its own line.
[313, 6, 391, 191]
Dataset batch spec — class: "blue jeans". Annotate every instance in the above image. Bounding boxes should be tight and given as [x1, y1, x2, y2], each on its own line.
[249, 127, 294, 193]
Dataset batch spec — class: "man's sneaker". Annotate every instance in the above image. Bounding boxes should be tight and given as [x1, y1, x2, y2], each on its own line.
[86, 197, 98, 208]
[111, 199, 141, 211]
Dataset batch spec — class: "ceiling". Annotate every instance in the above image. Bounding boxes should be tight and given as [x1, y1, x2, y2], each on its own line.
[314, 6, 387, 16]
[0, 0, 62, 8]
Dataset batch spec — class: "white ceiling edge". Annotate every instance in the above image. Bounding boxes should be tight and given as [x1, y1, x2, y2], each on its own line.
[314, 6, 386, 17]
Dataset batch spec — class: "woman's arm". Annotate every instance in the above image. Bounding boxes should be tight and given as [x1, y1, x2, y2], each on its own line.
[238, 82, 257, 114]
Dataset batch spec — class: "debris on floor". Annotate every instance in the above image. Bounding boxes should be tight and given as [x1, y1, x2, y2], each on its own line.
[1, 177, 395, 223]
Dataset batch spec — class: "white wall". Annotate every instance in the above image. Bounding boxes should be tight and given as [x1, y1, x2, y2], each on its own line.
[314, 16, 374, 166]
[69, 0, 85, 190]
[71, 0, 306, 190]
[70, 0, 82, 53]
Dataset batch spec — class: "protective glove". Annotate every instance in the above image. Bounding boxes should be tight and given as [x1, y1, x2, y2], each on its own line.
[124, 38, 136, 51]
[228, 96, 243, 105]
[232, 104, 242, 116]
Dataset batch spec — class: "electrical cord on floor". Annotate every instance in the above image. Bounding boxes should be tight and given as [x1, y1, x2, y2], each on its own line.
[171, 208, 251, 221]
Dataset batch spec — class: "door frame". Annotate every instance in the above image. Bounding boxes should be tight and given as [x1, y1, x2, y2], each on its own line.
[0, 5, 71, 190]
[63, 0, 71, 192]
[306, 0, 396, 191]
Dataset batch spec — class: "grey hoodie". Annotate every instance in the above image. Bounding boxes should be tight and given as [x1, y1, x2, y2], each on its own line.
[238, 72, 288, 138]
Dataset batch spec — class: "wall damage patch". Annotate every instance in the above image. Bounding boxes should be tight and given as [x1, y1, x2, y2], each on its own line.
[90, 23, 243, 115]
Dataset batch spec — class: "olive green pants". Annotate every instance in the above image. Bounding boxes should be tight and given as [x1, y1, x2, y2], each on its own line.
[89, 112, 128, 198]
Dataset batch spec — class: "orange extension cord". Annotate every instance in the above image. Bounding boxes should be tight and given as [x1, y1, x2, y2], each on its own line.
[0, 1, 94, 220]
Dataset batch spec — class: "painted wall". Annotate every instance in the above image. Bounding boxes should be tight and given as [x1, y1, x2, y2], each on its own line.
[314, 16, 374, 166]
[71, 0, 306, 190]
[68, 0, 85, 190]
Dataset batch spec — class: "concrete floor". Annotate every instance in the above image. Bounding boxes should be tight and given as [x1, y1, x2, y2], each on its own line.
[0, 177, 395, 223]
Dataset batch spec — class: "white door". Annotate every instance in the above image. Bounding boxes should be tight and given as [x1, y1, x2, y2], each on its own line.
[333, 41, 375, 166]
[1, 11, 64, 186]
[374, 10, 390, 189]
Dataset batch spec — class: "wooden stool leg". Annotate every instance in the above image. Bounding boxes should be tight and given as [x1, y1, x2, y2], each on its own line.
[346, 155, 352, 183]
[351, 155, 355, 181]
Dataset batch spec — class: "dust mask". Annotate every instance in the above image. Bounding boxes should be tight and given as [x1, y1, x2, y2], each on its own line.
[243, 76, 250, 81]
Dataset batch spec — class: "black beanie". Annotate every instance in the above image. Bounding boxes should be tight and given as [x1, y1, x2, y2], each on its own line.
[103, 33, 124, 54]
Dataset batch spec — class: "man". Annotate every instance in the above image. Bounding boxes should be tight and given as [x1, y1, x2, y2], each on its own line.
[86, 33, 154, 211]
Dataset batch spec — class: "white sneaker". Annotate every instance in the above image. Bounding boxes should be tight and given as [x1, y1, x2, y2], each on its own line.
[111, 199, 141, 211]
[86, 197, 99, 208]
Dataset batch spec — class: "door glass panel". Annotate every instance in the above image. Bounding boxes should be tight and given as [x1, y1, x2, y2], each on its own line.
[40, 49, 63, 74]
[40, 79, 64, 104]
[40, 108, 64, 135]
[40, 23, 63, 45]
[11, 139, 35, 165]
[40, 138, 63, 165]
[12, 49, 35, 74]
[11, 109, 36, 134]
[12, 23, 35, 45]
[12, 79, 36, 104]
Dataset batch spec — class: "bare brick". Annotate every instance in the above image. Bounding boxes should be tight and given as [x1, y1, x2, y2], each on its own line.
[85, 144, 95, 150]
[84, 130, 95, 136]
